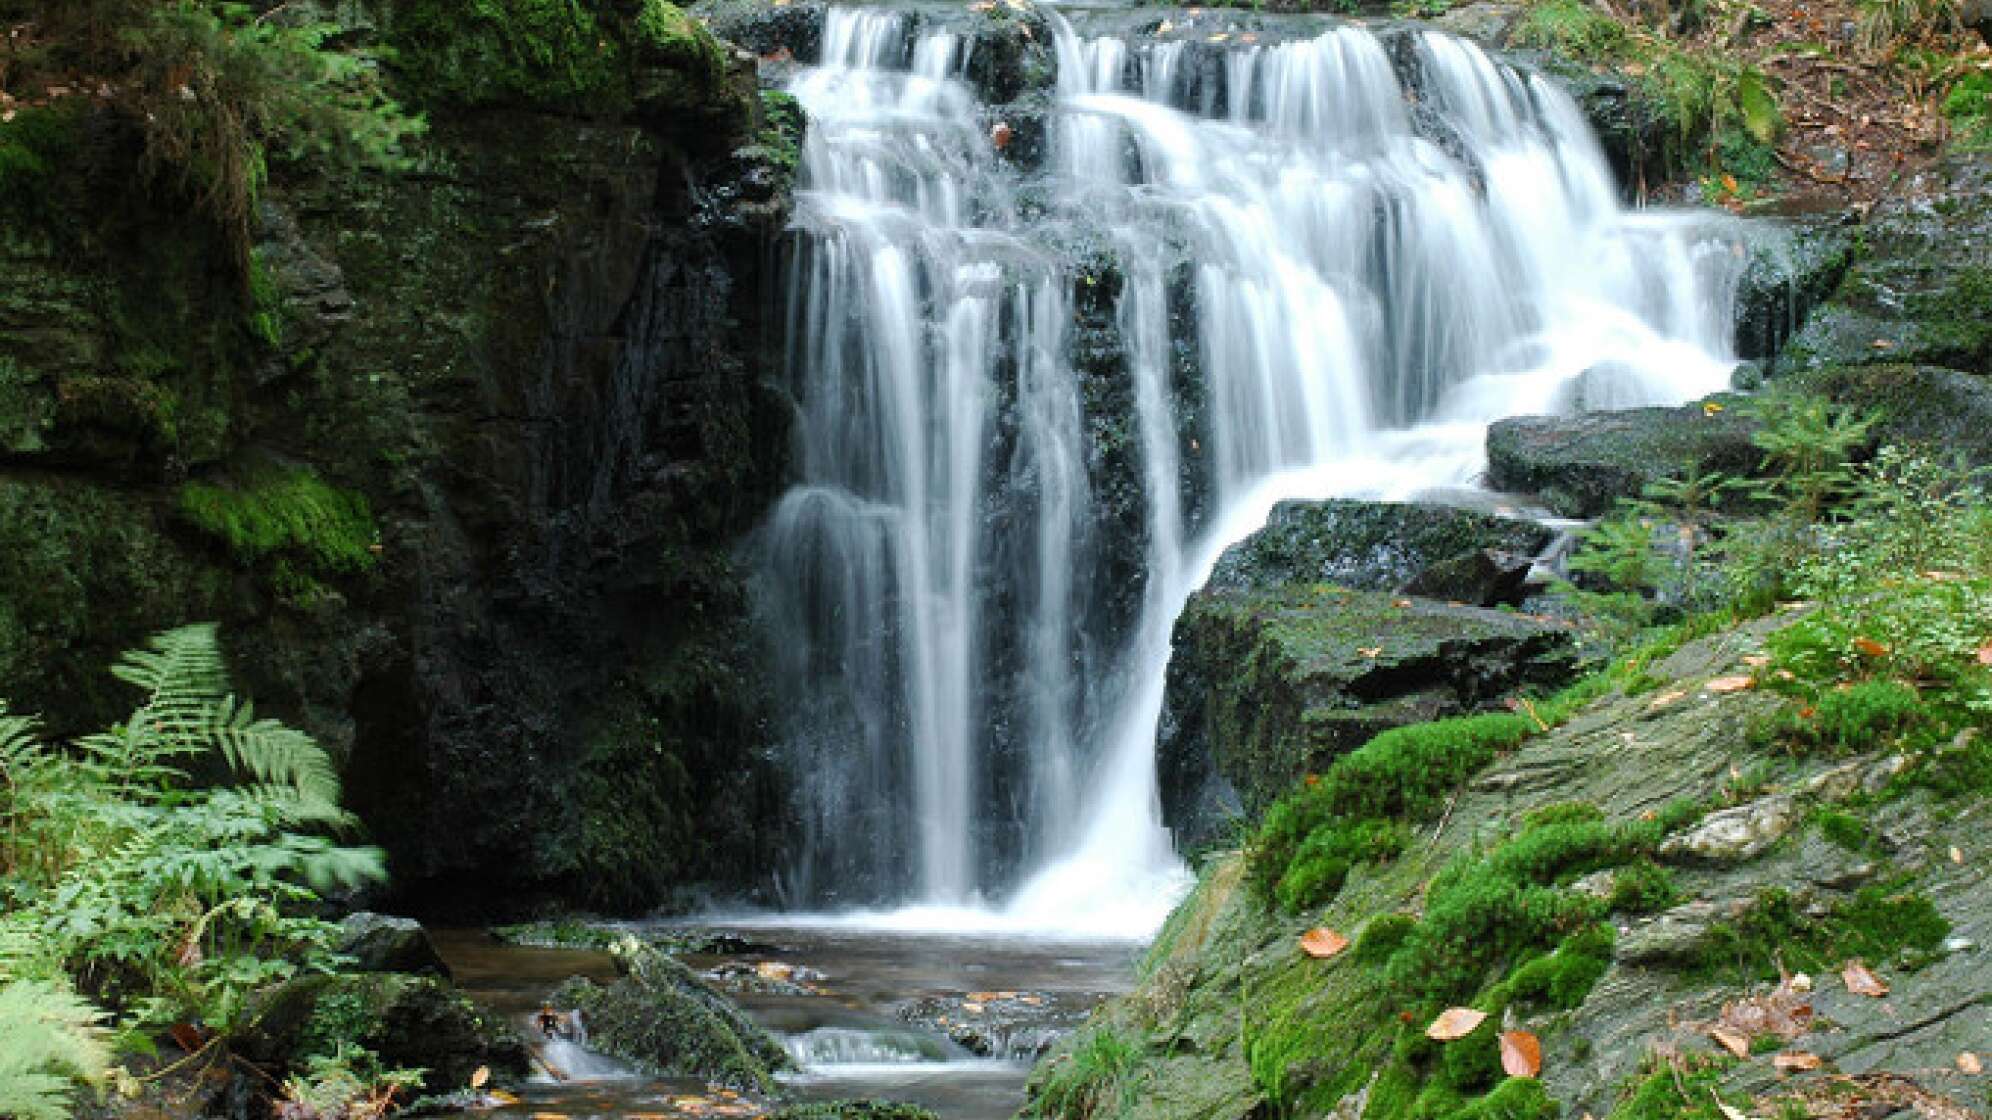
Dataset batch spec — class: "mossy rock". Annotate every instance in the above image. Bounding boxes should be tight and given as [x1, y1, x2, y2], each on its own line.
[548, 943, 788, 1091]
[1784, 362, 1992, 467]
[237, 973, 530, 1096]
[1205, 499, 1553, 607]
[1775, 157, 1992, 377]
[1157, 583, 1588, 849]
[1732, 217, 1857, 364]
[1484, 395, 1760, 518]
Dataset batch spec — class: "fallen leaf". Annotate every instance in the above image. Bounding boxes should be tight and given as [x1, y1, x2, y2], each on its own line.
[488, 1090, 522, 1105]
[1426, 1007, 1488, 1040]
[962, 1001, 985, 1014]
[1358, 646, 1383, 658]
[1706, 676, 1755, 693]
[1842, 961, 1889, 998]
[1790, 973, 1814, 994]
[1704, 401, 1727, 416]
[1852, 636, 1890, 657]
[1709, 1025, 1751, 1059]
[1499, 1030, 1543, 1078]
[470, 1066, 490, 1090]
[1392, 598, 1413, 608]
[1960, 1052, 1983, 1075]
[991, 122, 1014, 151]
[1648, 689, 1689, 710]
[1773, 1051, 1823, 1072]
[1978, 641, 1992, 666]
[1742, 654, 1769, 667]
[531, 1113, 571, 1120]
[1953, 846, 1966, 864]
[168, 1022, 210, 1053]
[1300, 927, 1350, 959]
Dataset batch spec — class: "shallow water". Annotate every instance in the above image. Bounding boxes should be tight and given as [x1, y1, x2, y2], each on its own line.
[434, 924, 1141, 1119]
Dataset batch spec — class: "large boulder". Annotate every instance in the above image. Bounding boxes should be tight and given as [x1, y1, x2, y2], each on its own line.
[1732, 217, 1857, 364]
[1205, 499, 1554, 608]
[335, 912, 452, 978]
[1158, 584, 1588, 850]
[548, 942, 789, 1091]
[1485, 397, 1762, 518]
[236, 973, 529, 1097]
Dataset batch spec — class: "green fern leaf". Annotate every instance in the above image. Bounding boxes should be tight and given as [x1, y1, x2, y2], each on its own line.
[0, 979, 110, 1120]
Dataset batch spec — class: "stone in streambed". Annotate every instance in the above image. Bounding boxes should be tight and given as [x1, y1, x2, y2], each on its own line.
[336, 912, 452, 978]
[237, 973, 529, 1096]
[547, 941, 789, 1091]
[1485, 398, 1761, 518]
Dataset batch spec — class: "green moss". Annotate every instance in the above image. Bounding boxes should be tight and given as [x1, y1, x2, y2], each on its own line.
[0, 103, 85, 232]
[178, 466, 378, 579]
[1354, 914, 1419, 965]
[1031, 1026, 1144, 1119]
[1251, 713, 1534, 910]
[1813, 808, 1876, 854]
[1697, 886, 1949, 981]
[389, 0, 723, 115]
[1605, 860, 1681, 914]
[1606, 1060, 1737, 1120]
[1510, 0, 1628, 59]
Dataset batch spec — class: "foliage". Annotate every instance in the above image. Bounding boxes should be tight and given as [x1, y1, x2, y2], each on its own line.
[0, 977, 111, 1120]
[0, 624, 385, 1036]
[1696, 886, 1949, 981]
[1, 1, 421, 281]
[1946, 72, 1992, 148]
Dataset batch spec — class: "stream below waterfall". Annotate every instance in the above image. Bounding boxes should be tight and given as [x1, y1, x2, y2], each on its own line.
[434, 926, 1140, 1119]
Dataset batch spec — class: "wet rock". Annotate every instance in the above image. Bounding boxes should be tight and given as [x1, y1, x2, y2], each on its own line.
[1205, 499, 1554, 607]
[236, 973, 529, 1097]
[767, 1103, 941, 1120]
[898, 991, 1092, 1060]
[1615, 899, 1753, 965]
[1776, 157, 1992, 377]
[1159, 584, 1587, 848]
[336, 912, 452, 977]
[1659, 793, 1803, 864]
[1485, 397, 1761, 518]
[1733, 217, 1857, 363]
[691, 0, 829, 62]
[548, 942, 789, 1091]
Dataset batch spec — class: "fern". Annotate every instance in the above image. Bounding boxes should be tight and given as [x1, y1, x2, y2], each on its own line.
[0, 979, 110, 1120]
[0, 623, 386, 1034]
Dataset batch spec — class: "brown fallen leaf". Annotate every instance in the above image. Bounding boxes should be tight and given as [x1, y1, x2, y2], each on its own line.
[1706, 675, 1755, 693]
[1977, 641, 1992, 666]
[1959, 1051, 1983, 1075]
[991, 122, 1014, 151]
[1741, 654, 1770, 667]
[1953, 846, 1966, 865]
[1852, 636, 1890, 657]
[1773, 1051, 1823, 1072]
[1358, 646, 1383, 658]
[1842, 961, 1889, 998]
[1709, 1025, 1751, 1059]
[1499, 1030, 1543, 1078]
[1300, 927, 1350, 959]
[469, 1065, 490, 1090]
[1426, 1007, 1488, 1040]
[1648, 689, 1690, 710]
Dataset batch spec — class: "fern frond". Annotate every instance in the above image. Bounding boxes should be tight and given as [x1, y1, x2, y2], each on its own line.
[0, 979, 111, 1120]
[111, 623, 231, 746]
[211, 699, 343, 809]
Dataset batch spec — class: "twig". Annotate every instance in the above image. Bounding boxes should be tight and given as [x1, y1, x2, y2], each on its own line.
[1431, 786, 1463, 842]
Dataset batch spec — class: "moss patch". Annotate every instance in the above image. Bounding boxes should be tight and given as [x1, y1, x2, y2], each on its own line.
[178, 466, 378, 580]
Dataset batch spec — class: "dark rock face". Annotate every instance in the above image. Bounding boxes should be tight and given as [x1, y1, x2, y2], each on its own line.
[897, 991, 1094, 1060]
[0, 5, 799, 914]
[1776, 157, 1992, 378]
[549, 944, 790, 1091]
[337, 912, 453, 978]
[1158, 582, 1587, 850]
[1485, 398, 1762, 518]
[237, 973, 530, 1096]
[1733, 217, 1857, 364]
[1205, 499, 1553, 607]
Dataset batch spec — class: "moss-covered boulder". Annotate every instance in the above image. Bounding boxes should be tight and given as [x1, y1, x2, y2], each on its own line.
[1775, 157, 1992, 377]
[335, 913, 453, 978]
[1158, 583, 1588, 850]
[237, 973, 529, 1097]
[1485, 396, 1760, 518]
[1206, 500, 1553, 608]
[548, 942, 789, 1091]
[1785, 362, 1992, 467]
[1732, 217, 1857, 364]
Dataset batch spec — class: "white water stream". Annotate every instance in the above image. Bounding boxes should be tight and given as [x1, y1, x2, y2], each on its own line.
[758, 6, 1743, 937]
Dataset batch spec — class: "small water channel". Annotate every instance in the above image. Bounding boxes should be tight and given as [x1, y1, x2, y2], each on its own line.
[432, 925, 1142, 1119]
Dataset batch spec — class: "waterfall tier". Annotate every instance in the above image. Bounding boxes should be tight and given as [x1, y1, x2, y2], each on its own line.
[756, 7, 1742, 929]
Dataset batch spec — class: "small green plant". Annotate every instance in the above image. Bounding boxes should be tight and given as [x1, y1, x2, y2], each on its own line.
[274, 1043, 424, 1120]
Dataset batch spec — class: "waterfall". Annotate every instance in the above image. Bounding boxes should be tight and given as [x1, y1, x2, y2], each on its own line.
[758, 8, 1742, 931]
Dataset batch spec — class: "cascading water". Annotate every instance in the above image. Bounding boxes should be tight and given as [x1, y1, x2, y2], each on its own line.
[759, 6, 1744, 933]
